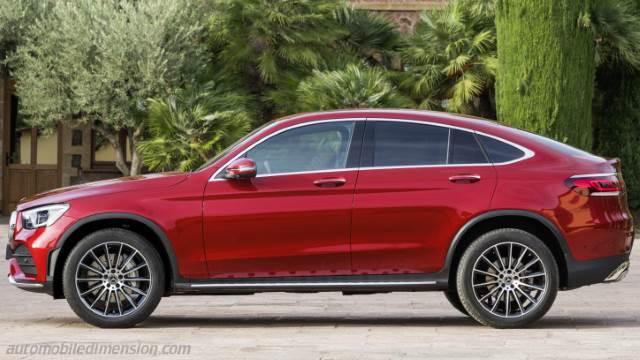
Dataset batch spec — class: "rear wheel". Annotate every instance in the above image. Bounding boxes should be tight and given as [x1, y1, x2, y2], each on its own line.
[63, 228, 164, 328]
[456, 228, 558, 328]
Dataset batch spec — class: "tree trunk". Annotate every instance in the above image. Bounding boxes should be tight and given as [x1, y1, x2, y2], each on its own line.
[127, 126, 144, 176]
[94, 124, 130, 176]
[495, 0, 595, 150]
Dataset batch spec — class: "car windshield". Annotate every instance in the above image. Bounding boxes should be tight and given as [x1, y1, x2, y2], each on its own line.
[194, 121, 275, 172]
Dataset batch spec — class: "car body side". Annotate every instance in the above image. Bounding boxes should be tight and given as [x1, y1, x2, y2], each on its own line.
[7, 110, 634, 298]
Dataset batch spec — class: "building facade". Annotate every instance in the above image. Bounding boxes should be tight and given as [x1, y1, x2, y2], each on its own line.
[0, 0, 444, 214]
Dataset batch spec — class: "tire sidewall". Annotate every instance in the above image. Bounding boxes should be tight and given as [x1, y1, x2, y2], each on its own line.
[63, 228, 164, 328]
[456, 228, 559, 328]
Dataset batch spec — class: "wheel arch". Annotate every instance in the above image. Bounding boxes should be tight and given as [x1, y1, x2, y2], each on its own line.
[444, 210, 571, 289]
[48, 213, 179, 299]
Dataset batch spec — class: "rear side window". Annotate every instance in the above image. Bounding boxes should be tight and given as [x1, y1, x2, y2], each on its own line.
[364, 121, 448, 166]
[477, 134, 525, 163]
[448, 129, 487, 164]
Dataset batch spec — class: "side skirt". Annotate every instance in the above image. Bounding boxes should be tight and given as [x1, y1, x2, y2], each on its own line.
[173, 273, 448, 295]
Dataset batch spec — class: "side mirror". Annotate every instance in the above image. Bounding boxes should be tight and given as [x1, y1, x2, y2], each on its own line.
[224, 158, 257, 179]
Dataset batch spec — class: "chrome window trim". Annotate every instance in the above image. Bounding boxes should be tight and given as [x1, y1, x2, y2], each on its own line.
[208, 117, 535, 182]
[569, 173, 617, 179]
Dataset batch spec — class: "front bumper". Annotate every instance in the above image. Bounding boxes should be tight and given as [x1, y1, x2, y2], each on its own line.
[564, 253, 631, 289]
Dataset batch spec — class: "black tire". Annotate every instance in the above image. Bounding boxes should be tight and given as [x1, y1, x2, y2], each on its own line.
[443, 289, 469, 316]
[456, 228, 558, 328]
[63, 228, 164, 328]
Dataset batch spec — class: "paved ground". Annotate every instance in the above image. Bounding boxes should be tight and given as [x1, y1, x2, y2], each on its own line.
[0, 221, 638, 360]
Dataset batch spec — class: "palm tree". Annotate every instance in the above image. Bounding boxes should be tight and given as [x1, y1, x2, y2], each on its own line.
[295, 64, 412, 112]
[400, 0, 497, 117]
[138, 83, 253, 172]
[590, 0, 640, 68]
[209, 0, 346, 120]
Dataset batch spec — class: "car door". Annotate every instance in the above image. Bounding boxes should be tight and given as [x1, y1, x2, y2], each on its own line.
[202, 120, 363, 279]
[351, 119, 497, 275]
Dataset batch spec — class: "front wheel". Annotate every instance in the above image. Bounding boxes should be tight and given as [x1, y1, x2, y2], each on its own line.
[63, 228, 164, 328]
[456, 228, 559, 328]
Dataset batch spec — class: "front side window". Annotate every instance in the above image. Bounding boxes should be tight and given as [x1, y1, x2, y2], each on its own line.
[243, 121, 355, 175]
[363, 121, 449, 167]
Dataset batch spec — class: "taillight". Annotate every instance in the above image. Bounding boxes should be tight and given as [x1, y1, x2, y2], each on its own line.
[566, 173, 624, 196]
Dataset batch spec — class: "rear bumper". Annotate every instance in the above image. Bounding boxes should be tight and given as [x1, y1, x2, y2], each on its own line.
[565, 253, 630, 289]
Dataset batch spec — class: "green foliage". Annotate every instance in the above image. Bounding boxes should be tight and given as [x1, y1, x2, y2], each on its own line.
[590, 0, 640, 68]
[209, 0, 346, 119]
[592, 0, 640, 211]
[295, 64, 412, 112]
[138, 82, 253, 172]
[495, 0, 595, 150]
[0, 0, 50, 60]
[400, 0, 497, 117]
[9, 0, 208, 175]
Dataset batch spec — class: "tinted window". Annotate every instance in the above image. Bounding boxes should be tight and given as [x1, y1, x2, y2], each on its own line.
[477, 134, 525, 163]
[366, 121, 448, 166]
[244, 121, 355, 175]
[448, 129, 487, 164]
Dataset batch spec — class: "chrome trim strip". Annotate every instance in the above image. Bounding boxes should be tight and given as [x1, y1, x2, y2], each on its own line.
[208, 117, 536, 182]
[569, 173, 617, 178]
[8, 275, 44, 289]
[605, 261, 629, 282]
[189, 280, 436, 288]
[590, 191, 621, 197]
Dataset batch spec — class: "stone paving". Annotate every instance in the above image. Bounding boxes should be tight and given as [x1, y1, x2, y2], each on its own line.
[0, 221, 638, 359]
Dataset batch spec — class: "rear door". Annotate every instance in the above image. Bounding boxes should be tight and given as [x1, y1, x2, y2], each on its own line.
[350, 119, 497, 275]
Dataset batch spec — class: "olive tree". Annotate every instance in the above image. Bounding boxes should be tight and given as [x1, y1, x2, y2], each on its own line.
[9, 0, 207, 175]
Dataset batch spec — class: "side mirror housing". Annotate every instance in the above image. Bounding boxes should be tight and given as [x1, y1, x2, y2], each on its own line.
[224, 158, 257, 179]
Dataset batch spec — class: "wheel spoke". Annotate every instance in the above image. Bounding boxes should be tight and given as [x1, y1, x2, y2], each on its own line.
[80, 283, 103, 296]
[505, 291, 510, 317]
[516, 287, 537, 305]
[513, 289, 525, 314]
[122, 263, 147, 275]
[90, 250, 108, 272]
[473, 280, 499, 287]
[518, 258, 540, 274]
[122, 283, 148, 297]
[513, 247, 528, 271]
[115, 243, 123, 269]
[519, 282, 544, 292]
[103, 290, 112, 315]
[90, 288, 107, 309]
[103, 244, 111, 269]
[508, 243, 513, 269]
[479, 286, 500, 302]
[480, 255, 501, 273]
[79, 263, 104, 275]
[76, 277, 102, 282]
[123, 278, 150, 282]
[493, 245, 506, 270]
[519, 272, 545, 280]
[491, 288, 505, 312]
[119, 251, 139, 271]
[115, 290, 123, 316]
[120, 288, 138, 309]
[474, 269, 499, 278]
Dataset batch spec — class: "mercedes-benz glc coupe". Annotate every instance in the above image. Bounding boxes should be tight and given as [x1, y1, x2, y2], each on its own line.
[6, 110, 633, 328]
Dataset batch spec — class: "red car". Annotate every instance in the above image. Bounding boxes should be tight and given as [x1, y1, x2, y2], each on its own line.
[7, 110, 633, 328]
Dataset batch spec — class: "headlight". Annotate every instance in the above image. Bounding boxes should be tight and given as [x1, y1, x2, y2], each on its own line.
[21, 204, 69, 229]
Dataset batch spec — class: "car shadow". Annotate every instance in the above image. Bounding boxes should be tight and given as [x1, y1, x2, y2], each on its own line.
[132, 314, 640, 329]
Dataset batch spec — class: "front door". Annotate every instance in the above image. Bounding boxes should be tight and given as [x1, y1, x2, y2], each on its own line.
[202, 120, 362, 278]
[2, 94, 61, 213]
[351, 120, 497, 275]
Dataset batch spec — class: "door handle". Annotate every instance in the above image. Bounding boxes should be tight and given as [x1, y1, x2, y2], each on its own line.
[313, 177, 347, 188]
[449, 174, 481, 184]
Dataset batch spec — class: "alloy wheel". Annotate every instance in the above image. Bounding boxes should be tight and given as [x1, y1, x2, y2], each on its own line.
[471, 241, 548, 318]
[75, 242, 152, 317]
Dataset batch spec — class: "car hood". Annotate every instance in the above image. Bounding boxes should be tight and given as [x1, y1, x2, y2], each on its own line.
[16, 172, 188, 212]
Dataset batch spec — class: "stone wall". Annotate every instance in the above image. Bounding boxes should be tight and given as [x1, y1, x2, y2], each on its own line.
[349, 0, 447, 33]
